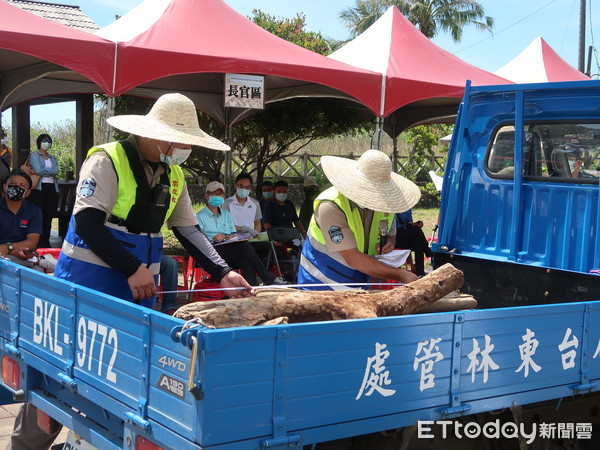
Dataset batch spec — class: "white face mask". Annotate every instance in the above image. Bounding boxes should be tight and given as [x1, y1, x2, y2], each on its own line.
[158, 144, 191, 166]
[40, 142, 51, 151]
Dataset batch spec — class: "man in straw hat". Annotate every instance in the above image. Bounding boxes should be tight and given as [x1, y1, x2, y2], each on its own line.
[8, 93, 256, 449]
[298, 149, 420, 290]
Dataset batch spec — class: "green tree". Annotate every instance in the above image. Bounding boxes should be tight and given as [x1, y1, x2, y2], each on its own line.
[251, 11, 332, 54]
[340, 0, 493, 41]
[401, 123, 452, 206]
[232, 98, 371, 191]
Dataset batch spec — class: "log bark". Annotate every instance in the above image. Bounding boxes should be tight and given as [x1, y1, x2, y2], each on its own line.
[419, 292, 477, 313]
[174, 263, 463, 328]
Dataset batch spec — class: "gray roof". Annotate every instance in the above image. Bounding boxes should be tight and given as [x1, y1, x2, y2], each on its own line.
[6, 0, 100, 33]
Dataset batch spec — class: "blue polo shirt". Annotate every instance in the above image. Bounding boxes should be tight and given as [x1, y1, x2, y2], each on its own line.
[0, 198, 42, 244]
[396, 210, 413, 229]
[196, 206, 236, 242]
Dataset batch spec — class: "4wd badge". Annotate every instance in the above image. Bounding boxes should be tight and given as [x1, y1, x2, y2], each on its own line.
[158, 373, 185, 399]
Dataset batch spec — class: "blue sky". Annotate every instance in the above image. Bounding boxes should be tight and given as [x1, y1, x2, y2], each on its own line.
[3, 0, 597, 127]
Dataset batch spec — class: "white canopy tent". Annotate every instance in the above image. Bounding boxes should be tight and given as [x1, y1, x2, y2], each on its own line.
[494, 37, 589, 83]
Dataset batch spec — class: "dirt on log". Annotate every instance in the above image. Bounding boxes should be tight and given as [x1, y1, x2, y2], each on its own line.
[173, 263, 464, 328]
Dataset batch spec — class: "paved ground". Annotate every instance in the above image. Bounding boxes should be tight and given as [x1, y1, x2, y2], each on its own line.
[0, 403, 68, 448]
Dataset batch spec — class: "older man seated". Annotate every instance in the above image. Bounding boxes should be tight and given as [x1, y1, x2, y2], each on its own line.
[196, 181, 287, 286]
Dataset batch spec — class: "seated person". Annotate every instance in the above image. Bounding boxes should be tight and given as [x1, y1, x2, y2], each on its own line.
[196, 181, 286, 286]
[0, 128, 11, 184]
[259, 180, 274, 216]
[0, 169, 44, 271]
[263, 180, 306, 281]
[159, 254, 180, 315]
[263, 180, 306, 235]
[299, 176, 320, 231]
[223, 172, 261, 236]
[395, 209, 432, 277]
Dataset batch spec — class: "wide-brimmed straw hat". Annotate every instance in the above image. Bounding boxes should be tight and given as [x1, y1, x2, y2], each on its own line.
[321, 149, 421, 213]
[107, 93, 230, 151]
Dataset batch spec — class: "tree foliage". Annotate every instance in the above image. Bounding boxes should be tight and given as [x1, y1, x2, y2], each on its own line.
[232, 98, 372, 190]
[402, 123, 452, 207]
[340, 0, 493, 41]
[251, 10, 332, 54]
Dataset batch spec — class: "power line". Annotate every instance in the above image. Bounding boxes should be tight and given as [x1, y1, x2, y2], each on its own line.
[558, 0, 578, 53]
[455, 0, 559, 53]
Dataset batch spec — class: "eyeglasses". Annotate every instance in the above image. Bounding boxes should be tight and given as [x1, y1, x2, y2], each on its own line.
[41, 139, 52, 143]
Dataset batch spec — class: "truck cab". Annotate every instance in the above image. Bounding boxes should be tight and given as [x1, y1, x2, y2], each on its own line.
[434, 80, 600, 307]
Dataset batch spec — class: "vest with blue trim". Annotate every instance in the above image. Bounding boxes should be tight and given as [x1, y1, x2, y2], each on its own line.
[55, 140, 184, 307]
[298, 187, 392, 290]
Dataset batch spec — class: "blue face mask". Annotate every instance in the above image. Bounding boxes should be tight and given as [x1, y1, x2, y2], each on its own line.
[209, 196, 224, 207]
[236, 188, 250, 199]
[275, 193, 288, 202]
[262, 191, 273, 199]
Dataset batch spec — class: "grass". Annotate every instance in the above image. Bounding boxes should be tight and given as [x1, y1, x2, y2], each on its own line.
[413, 208, 440, 237]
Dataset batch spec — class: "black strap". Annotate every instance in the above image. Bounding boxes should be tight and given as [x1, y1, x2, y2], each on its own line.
[119, 139, 152, 204]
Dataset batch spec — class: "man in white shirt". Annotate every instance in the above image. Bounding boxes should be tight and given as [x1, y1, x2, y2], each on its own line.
[223, 172, 261, 236]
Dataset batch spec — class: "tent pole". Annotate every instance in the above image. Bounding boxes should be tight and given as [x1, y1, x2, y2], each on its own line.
[103, 97, 115, 144]
[391, 113, 398, 173]
[370, 75, 386, 150]
[224, 107, 232, 196]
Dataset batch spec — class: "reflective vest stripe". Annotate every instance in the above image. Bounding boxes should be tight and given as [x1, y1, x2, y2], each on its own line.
[61, 241, 160, 276]
[104, 221, 162, 238]
[299, 253, 354, 291]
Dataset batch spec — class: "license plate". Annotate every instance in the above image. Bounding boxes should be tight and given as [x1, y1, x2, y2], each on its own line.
[65, 430, 98, 450]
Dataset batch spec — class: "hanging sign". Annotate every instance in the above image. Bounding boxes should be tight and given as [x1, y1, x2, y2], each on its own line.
[224, 74, 265, 109]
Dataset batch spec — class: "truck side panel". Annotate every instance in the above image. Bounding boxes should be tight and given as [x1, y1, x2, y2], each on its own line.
[3, 258, 600, 448]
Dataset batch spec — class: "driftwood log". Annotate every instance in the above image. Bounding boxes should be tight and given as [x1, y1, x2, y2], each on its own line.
[174, 263, 464, 328]
[420, 292, 477, 313]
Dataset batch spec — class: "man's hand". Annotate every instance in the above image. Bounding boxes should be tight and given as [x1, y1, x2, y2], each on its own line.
[212, 233, 227, 243]
[128, 265, 157, 301]
[12, 247, 34, 260]
[220, 271, 255, 298]
[375, 240, 395, 254]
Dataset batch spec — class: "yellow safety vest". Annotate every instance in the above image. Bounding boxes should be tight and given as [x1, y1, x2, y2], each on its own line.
[88, 141, 184, 222]
[308, 186, 393, 255]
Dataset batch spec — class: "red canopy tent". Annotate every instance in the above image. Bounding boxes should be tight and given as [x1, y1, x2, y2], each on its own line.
[329, 6, 510, 136]
[96, 0, 382, 126]
[494, 37, 590, 83]
[0, 1, 114, 111]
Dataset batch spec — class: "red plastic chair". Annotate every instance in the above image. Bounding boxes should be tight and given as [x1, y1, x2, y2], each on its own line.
[186, 256, 210, 287]
[157, 255, 189, 304]
[167, 255, 189, 291]
[370, 250, 416, 290]
[37, 248, 61, 259]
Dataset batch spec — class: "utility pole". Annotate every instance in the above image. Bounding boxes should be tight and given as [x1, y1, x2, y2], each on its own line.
[578, 0, 586, 72]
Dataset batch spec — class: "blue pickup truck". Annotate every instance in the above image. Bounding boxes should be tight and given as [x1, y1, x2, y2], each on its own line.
[2, 80, 600, 449]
